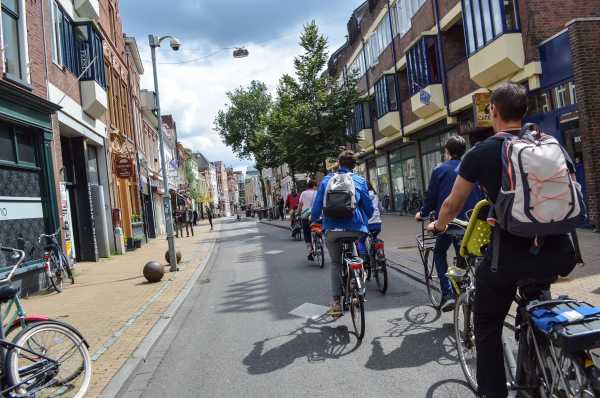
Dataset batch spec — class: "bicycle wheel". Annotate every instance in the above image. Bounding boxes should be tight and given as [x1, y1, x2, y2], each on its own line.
[374, 259, 388, 294]
[315, 237, 325, 269]
[423, 247, 442, 308]
[350, 288, 365, 340]
[47, 252, 63, 293]
[454, 292, 478, 392]
[5, 321, 92, 398]
[61, 252, 75, 284]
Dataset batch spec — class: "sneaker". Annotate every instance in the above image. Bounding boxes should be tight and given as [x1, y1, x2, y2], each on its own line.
[328, 301, 342, 318]
[440, 295, 456, 312]
[307, 253, 314, 261]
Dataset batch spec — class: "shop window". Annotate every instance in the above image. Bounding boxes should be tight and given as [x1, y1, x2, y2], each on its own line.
[2, 0, 28, 83]
[554, 84, 567, 109]
[0, 124, 37, 167]
[407, 37, 440, 96]
[374, 74, 399, 118]
[462, 0, 520, 55]
[75, 22, 107, 89]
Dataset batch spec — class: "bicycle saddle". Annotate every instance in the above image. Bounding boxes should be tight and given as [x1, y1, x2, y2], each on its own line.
[0, 283, 20, 302]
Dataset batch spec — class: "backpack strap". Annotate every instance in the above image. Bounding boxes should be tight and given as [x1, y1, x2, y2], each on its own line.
[571, 229, 584, 266]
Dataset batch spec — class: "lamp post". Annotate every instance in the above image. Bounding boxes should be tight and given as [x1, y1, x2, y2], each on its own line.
[149, 34, 182, 272]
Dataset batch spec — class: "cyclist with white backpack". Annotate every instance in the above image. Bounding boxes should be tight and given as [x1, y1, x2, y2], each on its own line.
[311, 150, 374, 317]
[428, 83, 582, 398]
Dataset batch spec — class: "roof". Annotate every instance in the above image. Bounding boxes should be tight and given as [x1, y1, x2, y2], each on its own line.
[124, 36, 144, 75]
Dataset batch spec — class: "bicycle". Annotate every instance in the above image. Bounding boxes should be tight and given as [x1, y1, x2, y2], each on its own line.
[363, 231, 388, 294]
[290, 212, 303, 241]
[330, 231, 367, 340]
[38, 230, 75, 293]
[309, 222, 325, 269]
[0, 247, 91, 397]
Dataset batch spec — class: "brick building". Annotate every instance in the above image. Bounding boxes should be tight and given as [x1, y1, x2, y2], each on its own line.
[0, 0, 62, 290]
[329, 0, 600, 226]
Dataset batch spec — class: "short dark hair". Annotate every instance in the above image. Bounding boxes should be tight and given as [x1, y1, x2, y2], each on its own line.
[445, 135, 467, 159]
[308, 180, 317, 189]
[490, 82, 528, 122]
[338, 150, 356, 169]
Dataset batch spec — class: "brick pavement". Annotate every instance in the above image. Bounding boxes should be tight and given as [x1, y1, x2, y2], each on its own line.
[20, 221, 215, 397]
[260, 214, 600, 304]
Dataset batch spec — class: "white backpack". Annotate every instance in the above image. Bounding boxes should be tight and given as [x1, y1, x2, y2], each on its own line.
[323, 172, 356, 220]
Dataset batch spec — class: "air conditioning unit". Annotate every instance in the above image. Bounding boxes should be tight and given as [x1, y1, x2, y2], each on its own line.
[75, 0, 100, 20]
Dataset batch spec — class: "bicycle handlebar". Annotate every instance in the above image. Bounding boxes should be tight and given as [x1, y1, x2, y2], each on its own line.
[38, 229, 60, 244]
[0, 247, 26, 283]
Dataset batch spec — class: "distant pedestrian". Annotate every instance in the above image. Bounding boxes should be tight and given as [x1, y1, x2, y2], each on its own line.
[174, 209, 184, 238]
[277, 197, 285, 220]
[207, 207, 214, 230]
[193, 209, 199, 225]
[185, 208, 194, 237]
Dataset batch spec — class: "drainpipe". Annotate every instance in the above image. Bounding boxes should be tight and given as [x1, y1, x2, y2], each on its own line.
[433, 0, 452, 117]
[360, 36, 377, 155]
[386, 0, 405, 138]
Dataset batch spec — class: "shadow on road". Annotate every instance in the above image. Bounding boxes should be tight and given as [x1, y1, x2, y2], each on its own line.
[425, 379, 475, 397]
[242, 318, 361, 375]
[220, 276, 271, 313]
[365, 304, 458, 370]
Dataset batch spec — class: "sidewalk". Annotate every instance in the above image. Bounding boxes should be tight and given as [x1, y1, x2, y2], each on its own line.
[21, 221, 216, 397]
[260, 215, 600, 304]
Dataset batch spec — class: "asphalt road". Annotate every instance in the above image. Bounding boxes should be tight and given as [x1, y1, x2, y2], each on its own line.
[117, 218, 475, 398]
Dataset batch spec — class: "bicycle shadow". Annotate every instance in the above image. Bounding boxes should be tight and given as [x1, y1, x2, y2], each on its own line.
[242, 317, 361, 375]
[425, 379, 475, 397]
[365, 304, 458, 371]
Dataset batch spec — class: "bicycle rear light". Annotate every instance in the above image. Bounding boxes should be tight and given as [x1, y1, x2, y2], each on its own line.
[350, 259, 364, 270]
[373, 242, 384, 250]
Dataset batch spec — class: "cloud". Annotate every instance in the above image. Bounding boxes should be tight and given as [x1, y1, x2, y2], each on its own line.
[124, 1, 363, 168]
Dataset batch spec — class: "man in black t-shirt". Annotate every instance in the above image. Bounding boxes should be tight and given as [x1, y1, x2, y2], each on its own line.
[428, 83, 576, 398]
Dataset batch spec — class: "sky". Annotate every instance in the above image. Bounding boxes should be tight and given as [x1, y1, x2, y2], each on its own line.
[121, 0, 363, 169]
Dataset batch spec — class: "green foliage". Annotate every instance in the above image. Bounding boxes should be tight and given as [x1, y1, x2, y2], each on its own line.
[184, 157, 201, 202]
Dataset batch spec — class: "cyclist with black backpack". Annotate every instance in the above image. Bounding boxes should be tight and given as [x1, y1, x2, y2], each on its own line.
[311, 150, 374, 317]
[428, 83, 582, 398]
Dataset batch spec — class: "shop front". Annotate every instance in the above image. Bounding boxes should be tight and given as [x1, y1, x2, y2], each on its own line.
[389, 144, 420, 214]
[0, 81, 61, 293]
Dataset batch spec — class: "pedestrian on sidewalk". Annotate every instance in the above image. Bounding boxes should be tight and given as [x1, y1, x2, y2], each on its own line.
[416, 135, 482, 312]
[174, 208, 184, 238]
[185, 208, 194, 237]
[207, 207, 214, 230]
[277, 197, 285, 220]
[193, 209, 199, 226]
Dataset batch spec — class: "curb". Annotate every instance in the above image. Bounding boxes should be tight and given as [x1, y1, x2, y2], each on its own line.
[99, 225, 220, 398]
[259, 220, 290, 231]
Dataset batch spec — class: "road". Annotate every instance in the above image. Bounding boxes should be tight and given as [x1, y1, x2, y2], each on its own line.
[117, 218, 475, 398]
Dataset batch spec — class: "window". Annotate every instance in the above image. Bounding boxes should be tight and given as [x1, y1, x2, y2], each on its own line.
[0, 124, 37, 166]
[2, 0, 27, 82]
[354, 102, 371, 132]
[392, 0, 425, 37]
[75, 22, 107, 88]
[554, 84, 567, 109]
[406, 37, 440, 96]
[348, 53, 366, 78]
[541, 93, 551, 113]
[374, 74, 399, 118]
[462, 0, 520, 55]
[108, 3, 116, 43]
[49, 1, 77, 73]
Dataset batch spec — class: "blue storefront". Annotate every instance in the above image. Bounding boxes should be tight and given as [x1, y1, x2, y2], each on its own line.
[526, 31, 588, 216]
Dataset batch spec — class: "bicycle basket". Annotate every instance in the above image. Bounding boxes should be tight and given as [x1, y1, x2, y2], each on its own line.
[459, 199, 492, 258]
[530, 301, 600, 353]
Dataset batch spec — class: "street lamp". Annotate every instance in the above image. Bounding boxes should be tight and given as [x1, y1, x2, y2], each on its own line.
[149, 34, 181, 272]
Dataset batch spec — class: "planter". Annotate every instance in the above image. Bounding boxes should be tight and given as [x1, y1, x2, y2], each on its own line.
[126, 238, 136, 251]
[133, 238, 142, 249]
[131, 221, 145, 241]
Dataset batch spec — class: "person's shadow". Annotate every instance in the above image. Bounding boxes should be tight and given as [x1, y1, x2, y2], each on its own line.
[243, 318, 360, 375]
[365, 304, 458, 371]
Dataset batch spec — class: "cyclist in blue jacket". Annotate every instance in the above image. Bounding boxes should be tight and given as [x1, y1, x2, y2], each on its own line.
[311, 150, 374, 316]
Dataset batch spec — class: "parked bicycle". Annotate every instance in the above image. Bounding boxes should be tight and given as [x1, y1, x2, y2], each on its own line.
[330, 231, 367, 340]
[363, 231, 388, 294]
[0, 247, 91, 397]
[309, 222, 325, 269]
[38, 230, 75, 293]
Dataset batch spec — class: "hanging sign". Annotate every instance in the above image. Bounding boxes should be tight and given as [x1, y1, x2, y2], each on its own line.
[419, 89, 431, 105]
[473, 93, 492, 128]
[114, 156, 134, 179]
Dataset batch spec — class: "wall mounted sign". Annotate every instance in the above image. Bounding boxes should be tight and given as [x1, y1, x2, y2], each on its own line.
[420, 89, 431, 105]
[473, 93, 492, 128]
[114, 156, 134, 179]
[0, 197, 43, 221]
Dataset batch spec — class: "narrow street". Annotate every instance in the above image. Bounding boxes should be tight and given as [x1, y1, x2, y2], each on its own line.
[118, 218, 474, 398]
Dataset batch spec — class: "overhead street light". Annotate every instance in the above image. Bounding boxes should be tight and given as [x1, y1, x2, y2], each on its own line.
[149, 34, 181, 272]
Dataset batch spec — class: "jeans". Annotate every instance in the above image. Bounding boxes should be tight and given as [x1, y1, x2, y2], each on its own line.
[434, 234, 459, 296]
[325, 238, 343, 298]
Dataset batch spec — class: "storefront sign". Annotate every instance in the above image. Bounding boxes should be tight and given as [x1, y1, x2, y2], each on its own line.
[59, 184, 75, 260]
[0, 197, 43, 221]
[114, 156, 134, 179]
[473, 93, 492, 128]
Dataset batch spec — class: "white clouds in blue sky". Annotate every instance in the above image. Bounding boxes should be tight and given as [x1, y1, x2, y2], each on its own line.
[122, 0, 362, 168]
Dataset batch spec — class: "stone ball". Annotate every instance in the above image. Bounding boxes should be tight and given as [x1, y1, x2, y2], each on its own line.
[143, 261, 164, 283]
[164, 250, 182, 265]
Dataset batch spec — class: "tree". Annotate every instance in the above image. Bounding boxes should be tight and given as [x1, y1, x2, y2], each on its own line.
[214, 81, 272, 206]
[267, 21, 359, 175]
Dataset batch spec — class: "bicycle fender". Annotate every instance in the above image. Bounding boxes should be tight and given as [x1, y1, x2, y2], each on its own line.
[19, 319, 90, 349]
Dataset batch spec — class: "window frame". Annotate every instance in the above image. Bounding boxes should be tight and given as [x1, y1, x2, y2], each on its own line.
[0, 123, 39, 169]
[554, 84, 567, 109]
[406, 36, 441, 96]
[1, 0, 30, 85]
[75, 22, 107, 89]
[461, 0, 521, 56]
